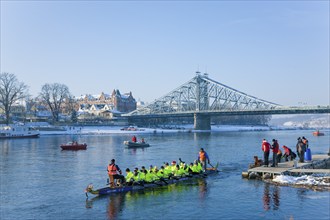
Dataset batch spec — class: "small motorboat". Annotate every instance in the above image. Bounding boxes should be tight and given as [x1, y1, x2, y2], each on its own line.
[123, 140, 150, 148]
[313, 130, 324, 136]
[60, 141, 87, 150]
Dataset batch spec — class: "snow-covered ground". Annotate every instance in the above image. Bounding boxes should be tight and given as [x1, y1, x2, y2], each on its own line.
[269, 114, 330, 129]
[28, 113, 330, 136]
[272, 174, 330, 188]
[37, 125, 273, 135]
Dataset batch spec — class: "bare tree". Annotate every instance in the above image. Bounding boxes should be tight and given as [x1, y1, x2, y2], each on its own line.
[39, 83, 71, 122]
[0, 72, 28, 125]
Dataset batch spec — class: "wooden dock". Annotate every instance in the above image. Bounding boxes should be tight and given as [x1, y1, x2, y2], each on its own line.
[245, 154, 330, 178]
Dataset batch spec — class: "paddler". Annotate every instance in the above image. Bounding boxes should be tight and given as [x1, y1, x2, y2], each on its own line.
[125, 168, 134, 186]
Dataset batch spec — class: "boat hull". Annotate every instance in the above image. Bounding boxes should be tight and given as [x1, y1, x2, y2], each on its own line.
[0, 125, 40, 139]
[313, 132, 324, 136]
[86, 166, 219, 197]
[60, 143, 87, 150]
[124, 141, 150, 148]
[0, 133, 40, 139]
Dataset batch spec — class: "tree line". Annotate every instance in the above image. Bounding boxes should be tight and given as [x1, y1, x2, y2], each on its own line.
[0, 72, 72, 125]
[1, 72, 271, 126]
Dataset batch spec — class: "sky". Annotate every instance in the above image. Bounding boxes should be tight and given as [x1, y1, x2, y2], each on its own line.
[1, 1, 329, 106]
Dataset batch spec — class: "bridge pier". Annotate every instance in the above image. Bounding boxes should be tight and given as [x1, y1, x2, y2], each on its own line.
[194, 113, 211, 130]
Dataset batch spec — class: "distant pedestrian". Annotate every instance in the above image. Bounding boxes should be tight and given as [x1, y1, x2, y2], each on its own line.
[261, 139, 270, 167]
[270, 139, 279, 167]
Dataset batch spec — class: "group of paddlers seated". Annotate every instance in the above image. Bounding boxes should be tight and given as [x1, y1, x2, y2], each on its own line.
[110, 160, 206, 188]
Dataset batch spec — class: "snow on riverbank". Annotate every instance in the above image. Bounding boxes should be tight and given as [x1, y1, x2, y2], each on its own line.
[273, 175, 330, 186]
[38, 125, 272, 135]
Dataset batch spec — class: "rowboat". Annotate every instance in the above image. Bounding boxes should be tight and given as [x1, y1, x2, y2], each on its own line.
[60, 142, 87, 150]
[85, 163, 219, 197]
[123, 140, 150, 148]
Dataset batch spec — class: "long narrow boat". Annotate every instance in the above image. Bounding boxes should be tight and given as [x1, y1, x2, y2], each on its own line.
[85, 163, 219, 197]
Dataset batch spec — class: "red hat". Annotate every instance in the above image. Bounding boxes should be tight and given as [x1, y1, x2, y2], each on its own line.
[172, 161, 176, 164]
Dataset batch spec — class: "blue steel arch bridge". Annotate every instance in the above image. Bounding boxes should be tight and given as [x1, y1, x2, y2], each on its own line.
[124, 72, 330, 130]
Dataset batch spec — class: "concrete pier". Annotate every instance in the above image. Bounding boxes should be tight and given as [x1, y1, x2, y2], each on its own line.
[244, 154, 330, 179]
[194, 113, 211, 130]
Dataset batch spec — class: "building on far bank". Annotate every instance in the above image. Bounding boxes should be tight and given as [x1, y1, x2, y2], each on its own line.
[76, 89, 137, 115]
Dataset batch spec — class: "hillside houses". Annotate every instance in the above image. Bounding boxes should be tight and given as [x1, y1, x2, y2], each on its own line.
[0, 89, 138, 124]
[76, 89, 137, 118]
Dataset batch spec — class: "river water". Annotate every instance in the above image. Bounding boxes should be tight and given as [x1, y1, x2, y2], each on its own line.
[1, 128, 329, 220]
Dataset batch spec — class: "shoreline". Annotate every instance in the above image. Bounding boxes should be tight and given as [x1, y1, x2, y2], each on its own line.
[34, 124, 330, 136]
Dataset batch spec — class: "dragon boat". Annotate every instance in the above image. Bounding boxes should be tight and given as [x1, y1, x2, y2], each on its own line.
[85, 163, 219, 198]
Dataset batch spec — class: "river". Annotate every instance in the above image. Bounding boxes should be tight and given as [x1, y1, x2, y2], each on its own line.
[0, 128, 329, 220]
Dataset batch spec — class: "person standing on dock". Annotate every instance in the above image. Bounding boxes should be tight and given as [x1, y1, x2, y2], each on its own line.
[302, 136, 309, 149]
[296, 137, 306, 163]
[270, 139, 279, 167]
[276, 148, 283, 164]
[198, 148, 210, 172]
[261, 139, 270, 167]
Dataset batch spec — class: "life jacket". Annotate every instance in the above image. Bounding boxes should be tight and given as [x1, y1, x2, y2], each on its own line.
[151, 172, 160, 181]
[283, 147, 290, 155]
[199, 151, 206, 161]
[125, 171, 134, 182]
[145, 172, 154, 182]
[108, 164, 118, 175]
[133, 172, 141, 181]
[196, 163, 203, 172]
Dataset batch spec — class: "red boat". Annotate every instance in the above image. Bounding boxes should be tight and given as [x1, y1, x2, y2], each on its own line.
[313, 130, 324, 136]
[60, 141, 87, 150]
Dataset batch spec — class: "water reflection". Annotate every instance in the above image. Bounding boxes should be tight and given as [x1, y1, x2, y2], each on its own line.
[86, 179, 208, 219]
[107, 193, 125, 220]
[262, 184, 280, 211]
[193, 132, 211, 141]
[197, 178, 208, 201]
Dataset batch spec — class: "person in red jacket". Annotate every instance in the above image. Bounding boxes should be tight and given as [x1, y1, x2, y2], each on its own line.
[261, 139, 270, 167]
[132, 135, 137, 143]
[270, 139, 279, 167]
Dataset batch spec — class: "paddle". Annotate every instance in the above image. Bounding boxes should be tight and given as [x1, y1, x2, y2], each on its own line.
[151, 181, 163, 186]
[160, 177, 168, 184]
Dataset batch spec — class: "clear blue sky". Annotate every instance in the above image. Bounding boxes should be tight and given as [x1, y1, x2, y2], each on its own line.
[1, 1, 329, 106]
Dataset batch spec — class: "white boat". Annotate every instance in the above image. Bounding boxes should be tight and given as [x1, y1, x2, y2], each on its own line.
[123, 140, 150, 148]
[0, 125, 40, 139]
